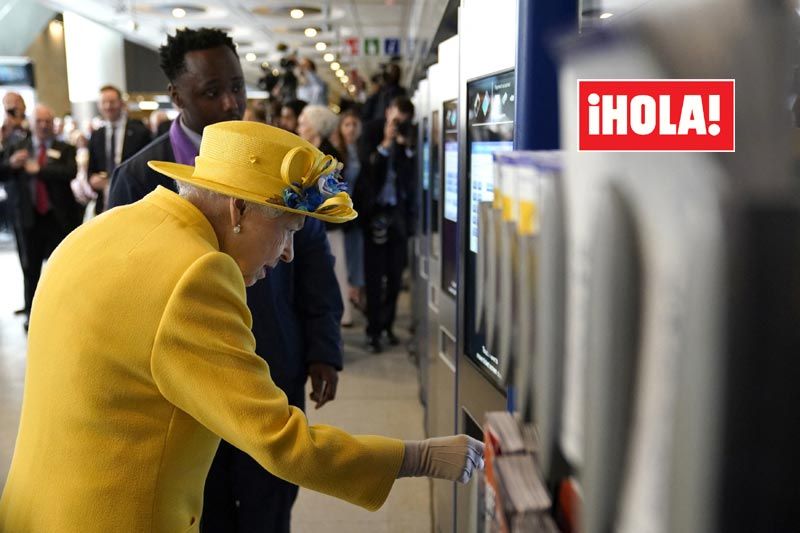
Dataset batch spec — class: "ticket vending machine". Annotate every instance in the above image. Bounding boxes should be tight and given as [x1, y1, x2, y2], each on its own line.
[456, 0, 518, 530]
[412, 79, 431, 407]
[424, 34, 461, 533]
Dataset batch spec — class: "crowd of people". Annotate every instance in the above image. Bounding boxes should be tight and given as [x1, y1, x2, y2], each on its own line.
[0, 26, 440, 533]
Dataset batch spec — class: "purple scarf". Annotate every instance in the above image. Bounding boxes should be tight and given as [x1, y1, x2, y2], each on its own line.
[169, 117, 199, 166]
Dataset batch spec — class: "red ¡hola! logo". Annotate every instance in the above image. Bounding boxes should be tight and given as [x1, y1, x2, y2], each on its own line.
[578, 80, 735, 152]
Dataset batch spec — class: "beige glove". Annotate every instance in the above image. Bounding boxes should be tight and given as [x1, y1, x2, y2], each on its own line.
[398, 435, 485, 484]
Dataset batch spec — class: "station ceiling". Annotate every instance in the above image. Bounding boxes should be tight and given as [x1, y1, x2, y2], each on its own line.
[36, 0, 420, 97]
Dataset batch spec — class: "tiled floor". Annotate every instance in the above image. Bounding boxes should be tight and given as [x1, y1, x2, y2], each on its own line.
[292, 312, 432, 533]
[0, 236, 26, 492]
[0, 235, 431, 531]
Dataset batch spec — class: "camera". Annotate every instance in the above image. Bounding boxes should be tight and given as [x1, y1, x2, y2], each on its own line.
[394, 119, 413, 138]
[279, 56, 297, 70]
[258, 50, 298, 101]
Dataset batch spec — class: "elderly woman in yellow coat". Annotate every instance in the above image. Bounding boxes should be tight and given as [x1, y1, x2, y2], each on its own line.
[0, 121, 483, 532]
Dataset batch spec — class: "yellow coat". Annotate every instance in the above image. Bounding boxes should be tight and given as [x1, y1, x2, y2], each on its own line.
[0, 186, 404, 532]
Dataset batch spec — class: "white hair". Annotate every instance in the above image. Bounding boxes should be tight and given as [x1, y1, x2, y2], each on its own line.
[300, 105, 339, 139]
[176, 181, 284, 219]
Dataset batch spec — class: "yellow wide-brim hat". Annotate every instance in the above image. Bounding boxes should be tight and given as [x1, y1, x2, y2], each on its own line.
[148, 120, 357, 223]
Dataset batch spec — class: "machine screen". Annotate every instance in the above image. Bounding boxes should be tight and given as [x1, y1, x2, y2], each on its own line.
[421, 117, 430, 236]
[430, 110, 441, 253]
[442, 99, 459, 298]
[464, 69, 515, 383]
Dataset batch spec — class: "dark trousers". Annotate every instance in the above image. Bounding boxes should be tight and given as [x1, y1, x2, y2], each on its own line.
[17, 210, 65, 314]
[201, 389, 304, 533]
[364, 231, 407, 338]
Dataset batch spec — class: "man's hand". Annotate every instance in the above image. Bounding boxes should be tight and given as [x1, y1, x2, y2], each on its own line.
[89, 172, 108, 191]
[308, 362, 339, 409]
[23, 159, 40, 175]
[381, 119, 397, 150]
[9, 149, 29, 169]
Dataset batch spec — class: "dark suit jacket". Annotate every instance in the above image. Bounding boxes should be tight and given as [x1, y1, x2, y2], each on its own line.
[88, 119, 151, 212]
[88, 119, 152, 176]
[107, 132, 344, 395]
[0, 136, 82, 232]
[354, 118, 416, 237]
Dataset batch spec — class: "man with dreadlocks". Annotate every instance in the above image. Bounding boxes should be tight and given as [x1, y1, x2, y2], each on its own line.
[108, 28, 345, 532]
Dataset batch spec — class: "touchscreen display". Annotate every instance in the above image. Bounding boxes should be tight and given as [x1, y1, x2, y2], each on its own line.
[463, 69, 515, 383]
[430, 110, 441, 254]
[442, 99, 459, 297]
[421, 117, 430, 236]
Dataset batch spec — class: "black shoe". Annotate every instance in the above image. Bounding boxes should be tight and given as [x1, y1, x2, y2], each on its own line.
[367, 336, 383, 354]
[385, 330, 400, 346]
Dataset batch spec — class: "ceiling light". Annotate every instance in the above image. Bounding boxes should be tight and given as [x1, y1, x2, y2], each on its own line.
[290, 9, 304, 19]
[272, 68, 280, 76]
[262, 62, 270, 68]
[336, 69, 345, 77]
[341, 76, 349, 83]
[315, 42, 327, 51]
[330, 62, 340, 71]
[138, 101, 159, 111]
[48, 19, 63, 38]
[599, 12, 613, 19]
[323, 53, 334, 62]
[304, 27, 317, 37]
[245, 52, 257, 62]
[349, 84, 356, 92]
[172, 7, 186, 18]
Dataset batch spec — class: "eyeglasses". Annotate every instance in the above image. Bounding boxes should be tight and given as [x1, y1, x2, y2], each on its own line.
[5, 108, 22, 118]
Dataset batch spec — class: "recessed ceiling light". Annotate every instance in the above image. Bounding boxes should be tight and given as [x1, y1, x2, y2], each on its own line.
[341, 76, 349, 83]
[336, 69, 345, 77]
[245, 52, 257, 62]
[172, 7, 186, 18]
[261, 61, 269, 68]
[272, 68, 280, 76]
[48, 19, 63, 37]
[348, 84, 356, 92]
[330, 62, 340, 70]
[315, 42, 327, 51]
[599, 12, 613, 19]
[304, 27, 317, 37]
[323, 53, 334, 62]
[290, 8, 304, 19]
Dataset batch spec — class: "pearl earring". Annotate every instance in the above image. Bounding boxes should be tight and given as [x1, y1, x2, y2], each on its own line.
[233, 224, 241, 234]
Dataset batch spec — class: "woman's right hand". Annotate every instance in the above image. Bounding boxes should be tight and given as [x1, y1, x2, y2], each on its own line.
[398, 435, 485, 484]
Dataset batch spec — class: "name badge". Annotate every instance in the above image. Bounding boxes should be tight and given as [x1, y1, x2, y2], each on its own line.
[46, 148, 61, 160]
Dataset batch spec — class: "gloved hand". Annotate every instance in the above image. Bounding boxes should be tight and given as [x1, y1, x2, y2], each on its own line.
[398, 435, 485, 484]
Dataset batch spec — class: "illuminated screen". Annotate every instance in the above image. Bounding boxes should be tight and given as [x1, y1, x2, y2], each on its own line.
[463, 69, 515, 384]
[430, 110, 441, 256]
[421, 117, 430, 236]
[442, 99, 459, 298]
[0, 63, 34, 86]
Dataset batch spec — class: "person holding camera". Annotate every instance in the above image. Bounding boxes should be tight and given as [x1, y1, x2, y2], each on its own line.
[296, 58, 328, 106]
[362, 64, 407, 123]
[354, 96, 416, 353]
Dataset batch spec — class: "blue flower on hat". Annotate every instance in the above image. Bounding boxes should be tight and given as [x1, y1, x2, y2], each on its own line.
[283, 170, 348, 212]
